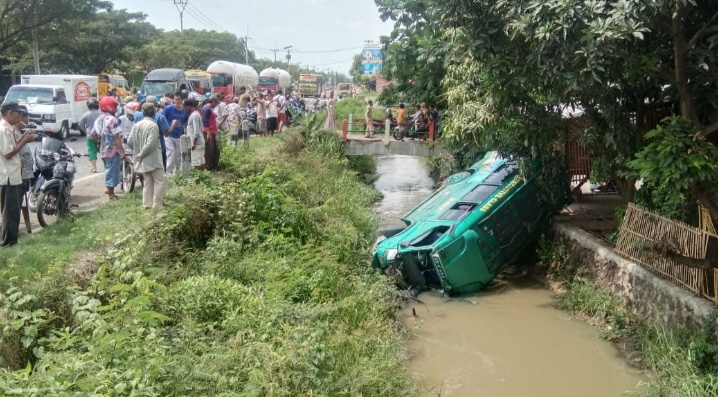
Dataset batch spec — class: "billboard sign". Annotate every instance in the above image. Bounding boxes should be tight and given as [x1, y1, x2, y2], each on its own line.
[361, 47, 383, 75]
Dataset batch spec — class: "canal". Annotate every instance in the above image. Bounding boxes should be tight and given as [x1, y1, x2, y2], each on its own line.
[373, 154, 646, 397]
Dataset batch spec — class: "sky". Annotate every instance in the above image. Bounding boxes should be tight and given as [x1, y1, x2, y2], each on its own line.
[109, 0, 392, 75]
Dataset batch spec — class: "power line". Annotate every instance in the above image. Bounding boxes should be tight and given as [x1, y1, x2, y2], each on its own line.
[186, 2, 227, 32]
[293, 46, 363, 54]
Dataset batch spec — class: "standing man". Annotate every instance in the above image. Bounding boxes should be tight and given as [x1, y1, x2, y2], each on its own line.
[237, 86, 251, 108]
[202, 96, 220, 170]
[92, 97, 125, 200]
[0, 102, 35, 247]
[215, 92, 229, 133]
[79, 98, 101, 173]
[162, 92, 188, 174]
[226, 96, 242, 145]
[127, 103, 165, 209]
[184, 99, 205, 170]
[273, 89, 287, 132]
[134, 96, 170, 171]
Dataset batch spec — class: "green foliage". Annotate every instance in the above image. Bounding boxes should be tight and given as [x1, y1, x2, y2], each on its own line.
[560, 278, 631, 341]
[0, 131, 408, 396]
[629, 117, 718, 216]
[134, 29, 253, 72]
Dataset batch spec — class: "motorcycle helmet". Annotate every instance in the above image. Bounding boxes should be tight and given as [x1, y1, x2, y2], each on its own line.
[99, 96, 119, 114]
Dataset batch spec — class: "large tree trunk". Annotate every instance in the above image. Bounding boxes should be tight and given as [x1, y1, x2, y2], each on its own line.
[672, 7, 698, 124]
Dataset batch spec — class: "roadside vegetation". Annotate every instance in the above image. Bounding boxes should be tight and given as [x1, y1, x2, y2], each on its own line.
[538, 238, 718, 397]
[0, 130, 414, 396]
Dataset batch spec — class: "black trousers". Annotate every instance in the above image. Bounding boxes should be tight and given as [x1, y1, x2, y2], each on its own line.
[0, 183, 23, 247]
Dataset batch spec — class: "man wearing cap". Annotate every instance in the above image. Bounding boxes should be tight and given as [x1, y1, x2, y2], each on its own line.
[127, 103, 165, 209]
[14, 106, 34, 196]
[134, 96, 170, 171]
[0, 102, 35, 247]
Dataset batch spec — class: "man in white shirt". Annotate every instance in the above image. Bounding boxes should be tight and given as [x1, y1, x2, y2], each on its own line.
[184, 99, 206, 170]
[0, 102, 35, 247]
[215, 93, 230, 133]
[273, 90, 287, 132]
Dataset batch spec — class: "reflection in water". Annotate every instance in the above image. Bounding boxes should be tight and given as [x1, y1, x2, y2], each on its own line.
[372, 155, 645, 397]
[374, 155, 435, 229]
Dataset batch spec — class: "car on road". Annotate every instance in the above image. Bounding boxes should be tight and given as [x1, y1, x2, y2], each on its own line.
[371, 151, 572, 296]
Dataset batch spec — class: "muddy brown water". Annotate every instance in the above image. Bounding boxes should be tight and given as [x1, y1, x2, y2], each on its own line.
[373, 155, 646, 397]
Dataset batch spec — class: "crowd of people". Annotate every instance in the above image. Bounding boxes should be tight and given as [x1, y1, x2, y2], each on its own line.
[0, 85, 306, 247]
[79, 87, 296, 211]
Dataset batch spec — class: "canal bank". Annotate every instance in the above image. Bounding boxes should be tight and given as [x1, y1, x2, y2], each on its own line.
[373, 155, 646, 396]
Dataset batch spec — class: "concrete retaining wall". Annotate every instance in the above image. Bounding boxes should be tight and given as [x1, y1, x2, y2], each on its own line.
[552, 221, 718, 333]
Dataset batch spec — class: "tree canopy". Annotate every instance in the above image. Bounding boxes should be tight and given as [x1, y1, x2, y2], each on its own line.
[376, 0, 718, 221]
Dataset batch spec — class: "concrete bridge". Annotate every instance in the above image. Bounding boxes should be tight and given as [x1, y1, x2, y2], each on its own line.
[340, 118, 447, 157]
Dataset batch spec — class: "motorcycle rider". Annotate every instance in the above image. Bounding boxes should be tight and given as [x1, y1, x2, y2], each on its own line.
[91, 97, 125, 200]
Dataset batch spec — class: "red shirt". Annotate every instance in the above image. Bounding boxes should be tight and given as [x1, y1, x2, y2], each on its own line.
[201, 104, 217, 135]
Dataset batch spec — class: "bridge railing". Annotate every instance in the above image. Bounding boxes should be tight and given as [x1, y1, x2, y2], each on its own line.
[341, 114, 435, 142]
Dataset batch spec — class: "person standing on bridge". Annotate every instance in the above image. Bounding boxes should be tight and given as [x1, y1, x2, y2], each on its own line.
[324, 91, 337, 131]
[364, 100, 375, 138]
[0, 102, 36, 246]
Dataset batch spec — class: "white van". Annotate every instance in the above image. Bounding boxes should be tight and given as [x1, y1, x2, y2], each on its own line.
[3, 75, 99, 139]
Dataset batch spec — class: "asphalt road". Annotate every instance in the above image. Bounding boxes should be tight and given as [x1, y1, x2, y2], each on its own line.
[18, 131, 114, 236]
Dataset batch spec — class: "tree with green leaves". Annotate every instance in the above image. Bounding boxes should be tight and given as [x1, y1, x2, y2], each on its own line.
[373, 0, 446, 107]
[133, 29, 254, 72]
[6, 7, 157, 75]
[408, 0, 718, 221]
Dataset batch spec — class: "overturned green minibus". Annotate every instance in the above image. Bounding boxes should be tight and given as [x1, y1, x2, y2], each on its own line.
[371, 151, 572, 296]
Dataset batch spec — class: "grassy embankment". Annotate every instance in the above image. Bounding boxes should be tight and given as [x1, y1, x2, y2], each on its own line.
[538, 237, 718, 397]
[0, 130, 414, 396]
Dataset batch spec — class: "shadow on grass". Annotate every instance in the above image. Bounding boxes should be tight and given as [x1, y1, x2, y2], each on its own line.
[0, 192, 148, 284]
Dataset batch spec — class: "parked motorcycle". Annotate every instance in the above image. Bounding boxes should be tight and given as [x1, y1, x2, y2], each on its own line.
[30, 133, 84, 227]
[392, 117, 431, 140]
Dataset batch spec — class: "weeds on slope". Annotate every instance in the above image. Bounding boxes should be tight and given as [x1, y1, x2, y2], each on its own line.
[0, 131, 412, 396]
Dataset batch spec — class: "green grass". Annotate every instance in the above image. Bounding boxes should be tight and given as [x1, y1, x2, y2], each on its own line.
[0, 129, 414, 396]
[0, 193, 149, 282]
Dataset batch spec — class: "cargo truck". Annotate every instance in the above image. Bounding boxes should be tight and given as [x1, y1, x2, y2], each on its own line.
[138, 68, 192, 102]
[257, 67, 292, 94]
[3, 74, 98, 139]
[207, 61, 259, 101]
[298, 74, 321, 98]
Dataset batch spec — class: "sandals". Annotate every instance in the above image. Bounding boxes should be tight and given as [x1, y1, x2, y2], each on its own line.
[109, 195, 119, 201]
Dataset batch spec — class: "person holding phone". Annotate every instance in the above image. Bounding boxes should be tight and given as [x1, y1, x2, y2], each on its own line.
[0, 102, 35, 246]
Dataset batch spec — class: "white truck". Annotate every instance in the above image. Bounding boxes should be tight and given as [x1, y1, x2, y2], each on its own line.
[3, 74, 99, 139]
[206, 61, 259, 101]
[258, 67, 292, 94]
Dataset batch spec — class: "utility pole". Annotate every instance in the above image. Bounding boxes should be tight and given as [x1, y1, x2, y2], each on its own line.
[174, 0, 188, 33]
[244, 29, 250, 64]
[284, 46, 293, 66]
[270, 43, 280, 62]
